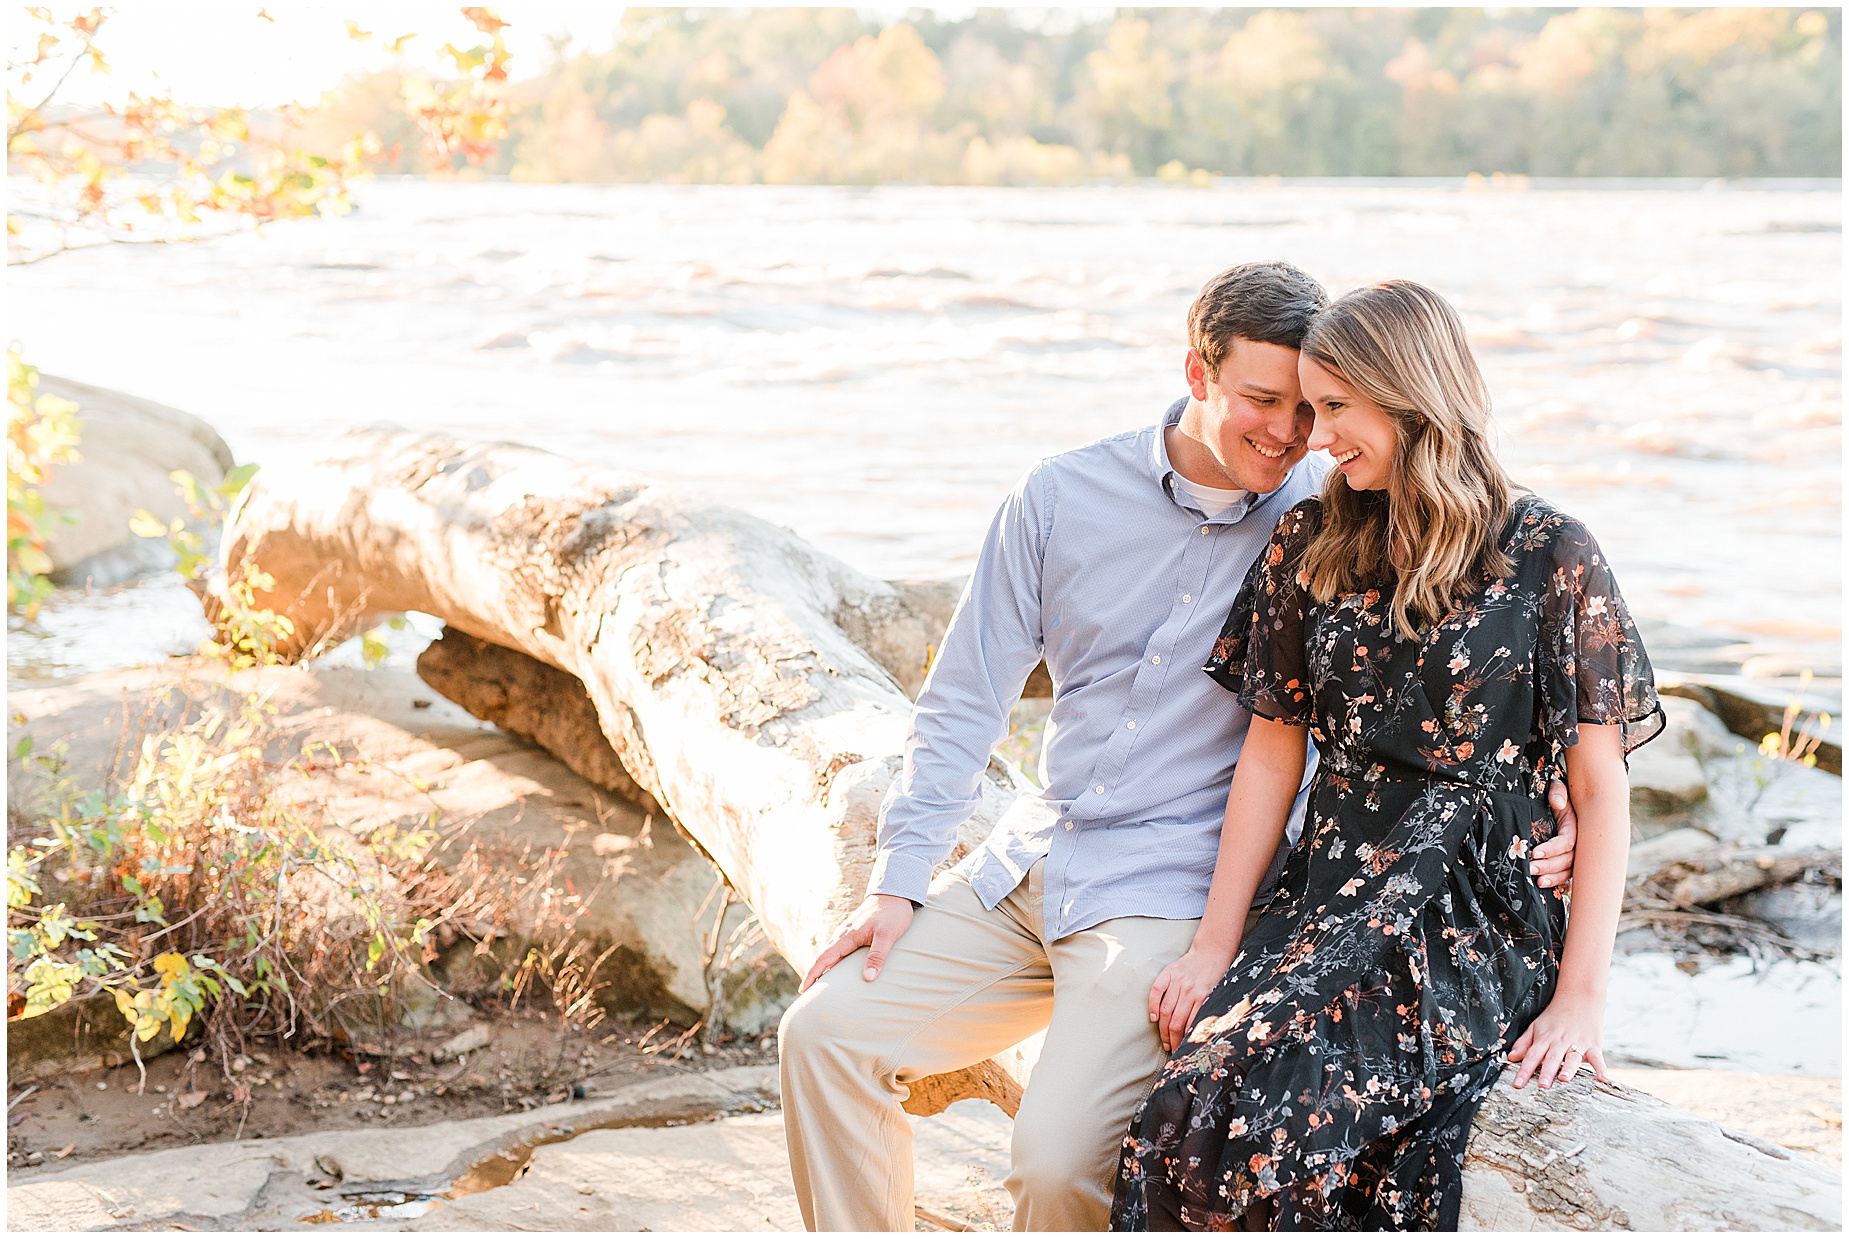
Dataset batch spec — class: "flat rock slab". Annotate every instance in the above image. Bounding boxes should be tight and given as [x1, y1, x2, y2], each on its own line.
[9, 1069, 1842, 1232]
[3, 1067, 1015, 1234]
[6, 1067, 780, 1232]
[412, 1099, 1017, 1232]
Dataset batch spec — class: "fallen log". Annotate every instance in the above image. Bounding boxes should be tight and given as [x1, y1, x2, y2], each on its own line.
[214, 430, 1026, 1113]
[1461, 1069, 1839, 1230]
[216, 431, 1840, 1228]
[415, 627, 662, 816]
[1647, 846, 1841, 910]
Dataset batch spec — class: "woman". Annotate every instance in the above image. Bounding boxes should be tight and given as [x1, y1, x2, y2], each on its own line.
[1111, 280, 1662, 1231]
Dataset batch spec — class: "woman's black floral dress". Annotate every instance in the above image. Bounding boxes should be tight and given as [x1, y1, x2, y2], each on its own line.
[1111, 494, 1662, 1231]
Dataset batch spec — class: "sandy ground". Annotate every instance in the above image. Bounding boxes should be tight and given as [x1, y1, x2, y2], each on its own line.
[1606, 952, 1842, 1076]
[7, 1006, 777, 1174]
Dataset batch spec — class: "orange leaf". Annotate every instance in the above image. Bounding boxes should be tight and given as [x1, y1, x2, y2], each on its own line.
[460, 7, 507, 34]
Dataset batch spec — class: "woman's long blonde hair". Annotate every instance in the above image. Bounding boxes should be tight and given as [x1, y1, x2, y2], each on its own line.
[1300, 280, 1514, 640]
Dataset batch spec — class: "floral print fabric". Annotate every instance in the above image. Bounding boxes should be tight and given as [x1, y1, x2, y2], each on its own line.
[1110, 494, 1661, 1231]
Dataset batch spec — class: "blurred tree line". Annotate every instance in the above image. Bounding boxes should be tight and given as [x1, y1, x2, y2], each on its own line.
[295, 7, 1840, 183]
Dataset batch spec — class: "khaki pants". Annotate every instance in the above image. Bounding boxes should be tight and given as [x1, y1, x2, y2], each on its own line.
[778, 861, 1202, 1232]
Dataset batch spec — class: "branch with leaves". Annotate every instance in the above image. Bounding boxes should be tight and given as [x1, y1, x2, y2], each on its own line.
[6, 349, 81, 616]
[346, 6, 513, 171]
[7, 6, 375, 264]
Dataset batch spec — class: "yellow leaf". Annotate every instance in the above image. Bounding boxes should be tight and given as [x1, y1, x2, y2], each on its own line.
[129, 511, 168, 538]
[345, 20, 371, 41]
[153, 951, 188, 980]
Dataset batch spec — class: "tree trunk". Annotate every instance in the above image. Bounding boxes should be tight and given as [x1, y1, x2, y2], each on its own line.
[217, 431, 1839, 1228]
[1461, 1070, 1839, 1230]
[216, 430, 1026, 1113]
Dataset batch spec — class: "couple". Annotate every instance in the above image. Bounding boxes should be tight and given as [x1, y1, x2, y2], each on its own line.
[780, 262, 1662, 1231]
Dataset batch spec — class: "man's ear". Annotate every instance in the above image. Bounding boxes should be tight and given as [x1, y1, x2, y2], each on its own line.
[1184, 348, 1210, 400]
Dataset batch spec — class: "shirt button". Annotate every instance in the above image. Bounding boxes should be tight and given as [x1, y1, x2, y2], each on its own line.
[1126, 721, 1136, 729]
[1182, 594, 1192, 604]
[1095, 785, 1106, 794]
[1200, 526, 1210, 535]
[1151, 655, 1161, 664]
[1063, 821, 1073, 831]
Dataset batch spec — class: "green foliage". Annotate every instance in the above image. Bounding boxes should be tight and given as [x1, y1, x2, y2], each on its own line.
[6, 349, 81, 617]
[3, 680, 476, 1054]
[10, 474, 469, 1058]
[304, 8, 1843, 182]
[131, 465, 303, 670]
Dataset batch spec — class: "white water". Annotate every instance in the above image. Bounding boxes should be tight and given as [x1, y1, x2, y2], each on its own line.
[7, 179, 1841, 683]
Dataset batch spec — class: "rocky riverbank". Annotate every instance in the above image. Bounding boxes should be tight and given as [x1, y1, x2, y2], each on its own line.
[8, 1064, 1838, 1232]
[6, 378, 1841, 1228]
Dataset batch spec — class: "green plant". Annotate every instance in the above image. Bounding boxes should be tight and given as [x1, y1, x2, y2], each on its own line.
[5, 688, 493, 1061]
[1742, 671, 1834, 815]
[6, 348, 81, 617]
[130, 464, 309, 671]
[1758, 672, 1832, 770]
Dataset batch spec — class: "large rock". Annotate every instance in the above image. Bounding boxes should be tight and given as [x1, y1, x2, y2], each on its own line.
[1627, 696, 1739, 821]
[6, 662, 796, 1034]
[1736, 884, 1844, 954]
[6, 990, 180, 1085]
[1657, 694, 1748, 762]
[33, 375, 235, 588]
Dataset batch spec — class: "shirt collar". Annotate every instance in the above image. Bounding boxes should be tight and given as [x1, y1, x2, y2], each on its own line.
[1149, 396, 1294, 526]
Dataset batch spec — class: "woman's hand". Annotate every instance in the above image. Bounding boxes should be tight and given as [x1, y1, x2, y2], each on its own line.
[1508, 992, 1608, 1090]
[1149, 944, 1235, 1054]
[1529, 779, 1578, 891]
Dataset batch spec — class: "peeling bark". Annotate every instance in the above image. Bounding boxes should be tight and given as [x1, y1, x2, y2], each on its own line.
[1462, 1070, 1839, 1230]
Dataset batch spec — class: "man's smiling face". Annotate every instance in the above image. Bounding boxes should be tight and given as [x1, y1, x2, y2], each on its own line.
[1179, 336, 1313, 494]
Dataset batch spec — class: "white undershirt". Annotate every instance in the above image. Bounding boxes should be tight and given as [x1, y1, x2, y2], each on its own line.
[1166, 427, 1251, 516]
[1173, 474, 1249, 517]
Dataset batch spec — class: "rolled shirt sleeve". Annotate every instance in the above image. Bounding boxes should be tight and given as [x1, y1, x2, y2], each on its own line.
[868, 465, 1051, 904]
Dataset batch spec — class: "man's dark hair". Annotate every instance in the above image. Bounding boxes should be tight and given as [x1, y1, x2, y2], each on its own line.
[1187, 261, 1329, 378]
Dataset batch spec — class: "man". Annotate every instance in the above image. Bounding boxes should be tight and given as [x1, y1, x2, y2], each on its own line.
[778, 261, 1578, 1231]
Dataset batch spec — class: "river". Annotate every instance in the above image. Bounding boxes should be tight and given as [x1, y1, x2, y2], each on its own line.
[7, 177, 1841, 684]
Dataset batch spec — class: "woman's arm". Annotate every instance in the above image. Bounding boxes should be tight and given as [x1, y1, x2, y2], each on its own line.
[1149, 715, 1309, 1052]
[1508, 722, 1630, 1088]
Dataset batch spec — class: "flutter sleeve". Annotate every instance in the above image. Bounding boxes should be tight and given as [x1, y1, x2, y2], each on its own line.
[1204, 498, 1321, 727]
[1537, 514, 1665, 756]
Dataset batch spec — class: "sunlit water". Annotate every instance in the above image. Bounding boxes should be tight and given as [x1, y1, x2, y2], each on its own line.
[8, 178, 1840, 684]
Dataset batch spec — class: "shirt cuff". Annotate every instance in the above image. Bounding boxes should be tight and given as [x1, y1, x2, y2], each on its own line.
[867, 850, 935, 906]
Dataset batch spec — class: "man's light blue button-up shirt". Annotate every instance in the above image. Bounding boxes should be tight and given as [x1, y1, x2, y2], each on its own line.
[869, 398, 1327, 942]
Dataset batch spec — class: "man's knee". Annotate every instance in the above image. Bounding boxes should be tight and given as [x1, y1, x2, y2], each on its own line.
[779, 979, 840, 1061]
[778, 965, 878, 1074]
[1009, 1105, 1119, 1210]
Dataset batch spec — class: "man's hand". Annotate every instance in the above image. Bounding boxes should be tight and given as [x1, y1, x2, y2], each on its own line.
[1148, 944, 1234, 1054]
[1530, 779, 1577, 890]
[799, 894, 915, 992]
